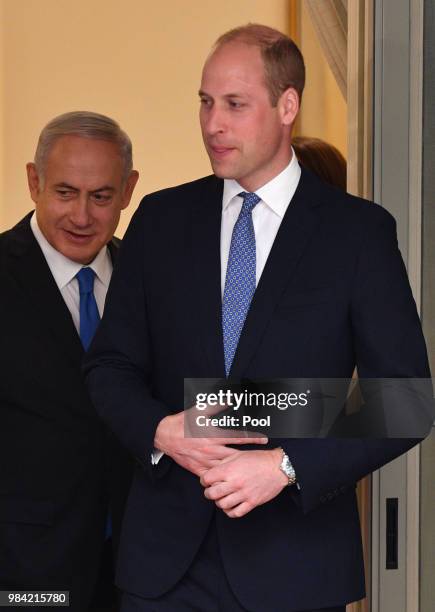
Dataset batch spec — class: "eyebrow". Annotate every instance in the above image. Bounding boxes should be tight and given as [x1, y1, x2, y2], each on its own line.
[91, 186, 115, 193]
[54, 182, 79, 190]
[54, 183, 115, 193]
[198, 90, 245, 99]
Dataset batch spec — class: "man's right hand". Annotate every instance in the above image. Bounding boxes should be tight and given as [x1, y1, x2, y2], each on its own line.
[154, 410, 268, 477]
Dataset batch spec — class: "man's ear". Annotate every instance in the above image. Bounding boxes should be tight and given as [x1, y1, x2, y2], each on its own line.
[279, 87, 299, 127]
[26, 163, 41, 204]
[121, 170, 140, 210]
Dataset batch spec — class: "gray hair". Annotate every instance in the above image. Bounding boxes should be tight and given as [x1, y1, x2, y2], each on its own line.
[34, 110, 133, 181]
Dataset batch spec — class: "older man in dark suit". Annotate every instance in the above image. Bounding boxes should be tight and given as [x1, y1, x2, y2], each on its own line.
[0, 111, 138, 611]
[85, 25, 430, 612]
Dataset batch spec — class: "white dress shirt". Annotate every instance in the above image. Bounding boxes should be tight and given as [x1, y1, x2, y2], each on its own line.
[30, 212, 112, 333]
[221, 150, 301, 294]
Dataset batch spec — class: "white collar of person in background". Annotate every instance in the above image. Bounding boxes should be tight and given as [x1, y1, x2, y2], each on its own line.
[30, 210, 111, 292]
[30, 210, 112, 333]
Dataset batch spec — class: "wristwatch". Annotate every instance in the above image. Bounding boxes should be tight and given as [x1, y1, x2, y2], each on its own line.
[279, 448, 297, 486]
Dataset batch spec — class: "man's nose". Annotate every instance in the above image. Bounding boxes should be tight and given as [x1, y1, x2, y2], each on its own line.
[70, 196, 91, 227]
[204, 106, 226, 136]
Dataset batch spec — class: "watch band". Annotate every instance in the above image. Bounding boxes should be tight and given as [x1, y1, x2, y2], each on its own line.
[279, 448, 297, 486]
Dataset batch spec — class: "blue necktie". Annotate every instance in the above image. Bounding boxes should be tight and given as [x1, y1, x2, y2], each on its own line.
[76, 267, 100, 351]
[222, 191, 260, 376]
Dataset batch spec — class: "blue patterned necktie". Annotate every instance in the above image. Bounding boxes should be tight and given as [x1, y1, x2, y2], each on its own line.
[76, 267, 100, 350]
[222, 191, 261, 376]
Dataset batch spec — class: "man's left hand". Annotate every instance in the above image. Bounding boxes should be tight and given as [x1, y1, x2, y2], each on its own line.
[201, 448, 288, 518]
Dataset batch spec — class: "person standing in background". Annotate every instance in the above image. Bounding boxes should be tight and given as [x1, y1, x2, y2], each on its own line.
[292, 136, 347, 191]
[0, 111, 138, 611]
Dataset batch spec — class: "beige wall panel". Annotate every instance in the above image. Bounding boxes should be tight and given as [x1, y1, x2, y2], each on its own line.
[0, 0, 289, 235]
[298, 2, 347, 159]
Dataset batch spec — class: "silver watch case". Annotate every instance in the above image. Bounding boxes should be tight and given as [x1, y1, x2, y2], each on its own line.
[279, 452, 297, 486]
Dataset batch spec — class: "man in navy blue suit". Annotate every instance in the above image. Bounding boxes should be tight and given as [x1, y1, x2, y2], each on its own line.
[85, 24, 430, 611]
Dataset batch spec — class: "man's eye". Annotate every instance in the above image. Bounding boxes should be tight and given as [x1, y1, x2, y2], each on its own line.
[93, 193, 112, 203]
[229, 101, 244, 109]
[57, 190, 73, 198]
[200, 98, 212, 107]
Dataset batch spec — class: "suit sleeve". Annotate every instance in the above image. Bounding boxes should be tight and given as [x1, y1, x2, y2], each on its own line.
[281, 210, 431, 514]
[84, 200, 169, 480]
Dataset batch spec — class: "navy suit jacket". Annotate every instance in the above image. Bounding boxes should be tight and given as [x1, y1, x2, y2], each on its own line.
[0, 214, 133, 611]
[85, 169, 430, 611]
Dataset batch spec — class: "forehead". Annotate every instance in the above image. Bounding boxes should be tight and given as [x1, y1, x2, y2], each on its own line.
[201, 42, 267, 94]
[44, 135, 124, 183]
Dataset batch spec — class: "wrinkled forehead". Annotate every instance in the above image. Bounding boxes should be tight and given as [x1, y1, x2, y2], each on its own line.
[43, 136, 125, 186]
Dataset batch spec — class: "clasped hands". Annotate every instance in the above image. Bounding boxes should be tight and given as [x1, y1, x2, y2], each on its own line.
[154, 409, 288, 518]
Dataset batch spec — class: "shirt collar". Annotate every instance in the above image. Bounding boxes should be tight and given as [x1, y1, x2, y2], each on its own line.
[222, 148, 301, 217]
[30, 212, 112, 290]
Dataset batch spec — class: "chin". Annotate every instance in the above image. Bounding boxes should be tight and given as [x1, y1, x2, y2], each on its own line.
[60, 245, 97, 265]
[210, 164, 237, 180]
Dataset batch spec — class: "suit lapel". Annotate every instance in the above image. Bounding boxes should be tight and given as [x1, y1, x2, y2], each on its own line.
[6, 214, 84, 369]
[229, 169, 323, 378]
[189, 177, 226, 377]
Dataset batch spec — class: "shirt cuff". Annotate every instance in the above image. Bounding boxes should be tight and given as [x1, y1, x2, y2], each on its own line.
[151, 449, 164, 465]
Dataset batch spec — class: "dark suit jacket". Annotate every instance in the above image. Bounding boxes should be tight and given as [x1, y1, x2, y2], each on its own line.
[85, 169, 430, 611]
[0, 213, 133, 611]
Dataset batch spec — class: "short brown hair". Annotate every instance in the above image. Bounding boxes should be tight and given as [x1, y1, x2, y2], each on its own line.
[292, 136, 347, 191]
[215, 23, 305, 106]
